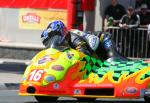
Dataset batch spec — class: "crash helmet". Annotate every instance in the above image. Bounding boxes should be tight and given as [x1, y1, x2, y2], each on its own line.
[41, 20, 68, 46]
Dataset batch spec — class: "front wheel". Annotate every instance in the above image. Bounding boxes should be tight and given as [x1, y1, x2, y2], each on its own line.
[77, 97, 96, 102]
[144, 89, 150, 103]
[144, 95, 150, 103]
[35, 96, 58, 102]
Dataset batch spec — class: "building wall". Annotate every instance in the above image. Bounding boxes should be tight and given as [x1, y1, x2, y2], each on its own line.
[0, 0, 136, 45]
[0, 8, 42, 44]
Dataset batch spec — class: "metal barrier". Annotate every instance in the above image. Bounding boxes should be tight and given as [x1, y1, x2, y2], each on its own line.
[107, 27, 150, 58]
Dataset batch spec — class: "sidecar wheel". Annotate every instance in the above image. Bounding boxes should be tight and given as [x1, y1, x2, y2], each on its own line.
[144, 89, 150, 103]
[35, 96, 58, 102]
[77, 97, 96, 102]
[144, 95, 150, 103]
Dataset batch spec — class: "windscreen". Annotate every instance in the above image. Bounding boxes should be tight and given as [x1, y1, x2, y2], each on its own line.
[45, 35, 70, 51]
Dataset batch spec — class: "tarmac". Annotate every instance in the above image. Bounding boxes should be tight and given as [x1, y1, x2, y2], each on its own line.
[0, 58, 29, 90]
[0, 41, 149, 91]
[0, 42, 40, 90]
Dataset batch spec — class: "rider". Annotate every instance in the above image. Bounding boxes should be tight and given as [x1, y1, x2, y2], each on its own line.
[41, 20, 92, 56]
[41, 20, 123, 61]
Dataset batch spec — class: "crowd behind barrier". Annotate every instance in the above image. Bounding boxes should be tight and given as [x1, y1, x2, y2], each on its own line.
[102, 0, 150, 59]
[107, 27, 150, 58]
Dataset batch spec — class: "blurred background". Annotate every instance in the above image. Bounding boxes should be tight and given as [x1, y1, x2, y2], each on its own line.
[0, 0, 149, 59]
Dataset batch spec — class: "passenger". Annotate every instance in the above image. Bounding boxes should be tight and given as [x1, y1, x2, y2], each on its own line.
[41, 21, 92, 56]
[41, 20, 124, 61]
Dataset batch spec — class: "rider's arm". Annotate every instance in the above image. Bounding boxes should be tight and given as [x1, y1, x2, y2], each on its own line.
[70, 29, 100, 51]
[69, 29, 89, 40]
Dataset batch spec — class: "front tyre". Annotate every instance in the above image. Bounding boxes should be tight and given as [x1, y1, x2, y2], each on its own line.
[144, 95, 150, 103]
[144, 89, 150, 103]
[77, 97, 96, 102]
[35, 96, 58, 102]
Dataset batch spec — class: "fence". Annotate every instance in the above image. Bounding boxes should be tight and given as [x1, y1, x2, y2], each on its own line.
[107, 27, 150, 58]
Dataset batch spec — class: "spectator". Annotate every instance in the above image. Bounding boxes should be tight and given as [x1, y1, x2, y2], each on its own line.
[145, 0, 150, 9]
[103, 0, 126, 28]
[138, 4, 150, 28]
[135, 0, 150, 10]
[135, 0, 146, 9]
[119, 6, 140, 56]
[137, 4, 150, 57]
[119, 6, 140, 29]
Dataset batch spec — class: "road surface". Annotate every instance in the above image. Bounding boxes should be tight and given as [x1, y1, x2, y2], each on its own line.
[0, 90, 145, 103]
[0, 60, 146, 103]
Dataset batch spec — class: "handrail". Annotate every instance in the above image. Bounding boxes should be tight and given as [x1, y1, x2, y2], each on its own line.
[107, 26, 148, 30]
[107, 27, 149, 58]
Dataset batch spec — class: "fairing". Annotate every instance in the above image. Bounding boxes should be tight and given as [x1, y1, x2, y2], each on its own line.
[19, 47, 150, 99]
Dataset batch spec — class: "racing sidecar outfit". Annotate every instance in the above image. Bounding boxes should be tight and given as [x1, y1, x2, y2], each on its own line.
[41, 29, 92, 56]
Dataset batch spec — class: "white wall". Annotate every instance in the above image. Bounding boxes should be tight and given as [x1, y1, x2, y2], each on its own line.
[0, 1, 136, 44]
[0, 8, 42, 44]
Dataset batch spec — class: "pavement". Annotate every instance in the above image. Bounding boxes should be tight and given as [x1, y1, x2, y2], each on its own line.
[0, 58, 29, 90]
[0, 42, 43, 60]
[0, 42, 149, 91]
[0, 42, 40, 90]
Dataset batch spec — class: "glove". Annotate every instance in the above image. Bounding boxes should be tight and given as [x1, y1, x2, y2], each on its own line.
[70, 29, 100, 51]
[70, 29, 90, 39]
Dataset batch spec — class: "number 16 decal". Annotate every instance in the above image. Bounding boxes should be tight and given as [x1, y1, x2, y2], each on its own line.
[28, 70, 45, 82]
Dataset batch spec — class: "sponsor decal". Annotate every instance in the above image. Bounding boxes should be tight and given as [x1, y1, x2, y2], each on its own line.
[52, 65, 64, 71]
[44, 75, 55, 82]
[22, 13, 41, 24]
[66, 51, 74, 59]
[74, 89, 81, 95]
[125, 87, 137, 94]
[74, 84, 113, 87]
[140, 89, 146, 97]
[19, 9, 67, 30]
[53, 83, 59, 89]
[38, 55, 54, 64]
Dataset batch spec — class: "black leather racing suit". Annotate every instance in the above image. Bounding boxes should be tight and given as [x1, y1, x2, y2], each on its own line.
[69, 29, 127, 61]
[43, 30, 92, 56]
[44, 29, 127, 61]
